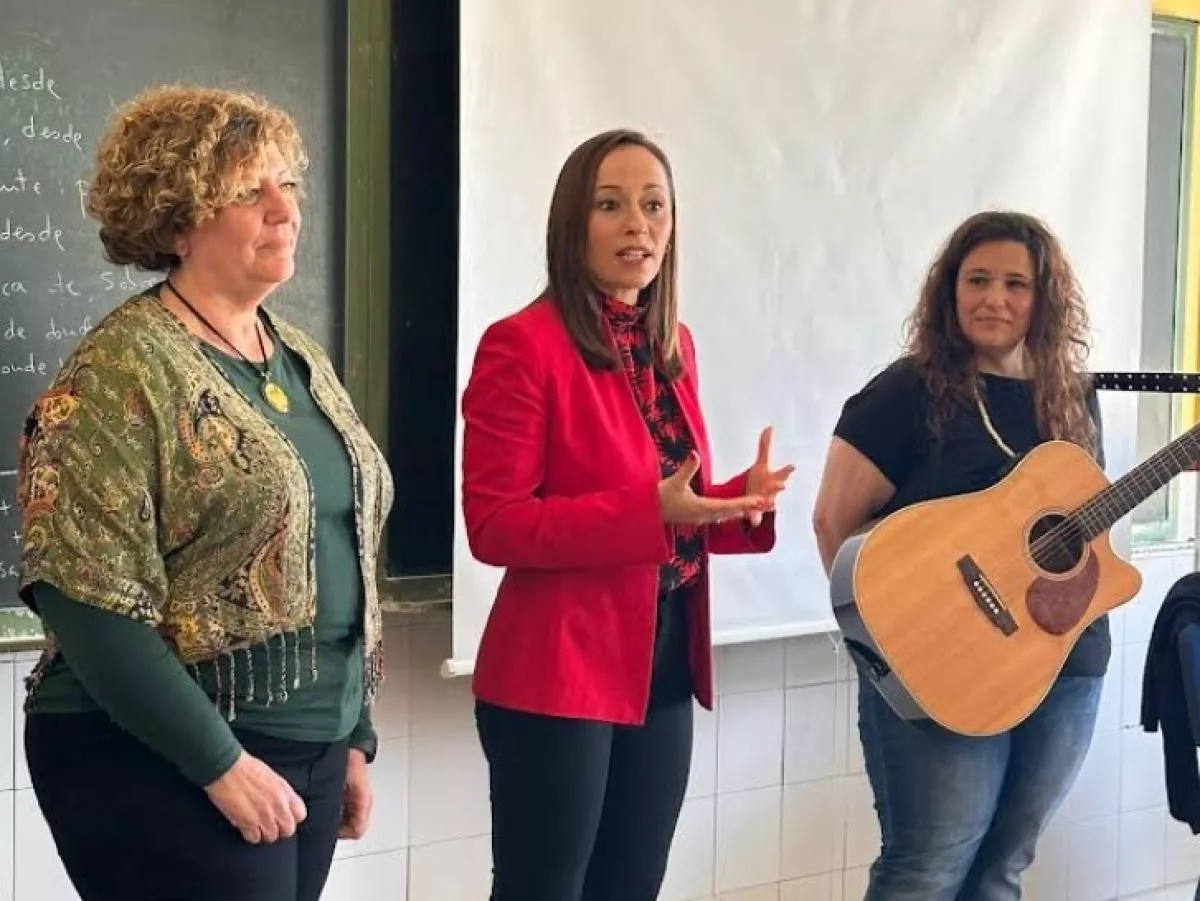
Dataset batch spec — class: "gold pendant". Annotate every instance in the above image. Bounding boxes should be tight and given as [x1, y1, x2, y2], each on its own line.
[262, 379, 290, 414]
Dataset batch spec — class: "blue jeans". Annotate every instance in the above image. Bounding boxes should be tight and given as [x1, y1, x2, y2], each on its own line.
[857, 674, 1102, 901]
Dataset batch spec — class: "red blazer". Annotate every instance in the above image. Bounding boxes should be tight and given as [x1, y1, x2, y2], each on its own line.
[461, 296, 776, 724]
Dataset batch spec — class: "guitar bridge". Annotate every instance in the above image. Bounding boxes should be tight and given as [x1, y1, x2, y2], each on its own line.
[956, 556, 1019, 636]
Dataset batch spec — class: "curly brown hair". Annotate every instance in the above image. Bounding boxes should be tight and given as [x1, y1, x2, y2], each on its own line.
[87, 84, 307, 271]
[545, 129, 683, 377]
[904, 210, 1095, 452]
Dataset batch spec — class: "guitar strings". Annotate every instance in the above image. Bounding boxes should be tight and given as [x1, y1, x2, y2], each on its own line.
[946, 378, 1197, 614]
[974, 390, 1098, 578]
[977, 387, 1192, 568]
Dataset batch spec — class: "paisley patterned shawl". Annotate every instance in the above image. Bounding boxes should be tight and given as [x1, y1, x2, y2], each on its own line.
[17, 294, 393, 702]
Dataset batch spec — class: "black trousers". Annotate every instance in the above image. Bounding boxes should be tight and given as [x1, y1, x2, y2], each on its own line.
[476, 696, 694, 901]
[25, 711, 348, 901]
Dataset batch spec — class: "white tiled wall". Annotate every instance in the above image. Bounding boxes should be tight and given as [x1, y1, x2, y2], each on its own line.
[0, 548, 1197, 900]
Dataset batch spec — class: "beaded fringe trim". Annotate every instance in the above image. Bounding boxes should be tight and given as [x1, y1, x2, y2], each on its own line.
[187, 626, 319, 722]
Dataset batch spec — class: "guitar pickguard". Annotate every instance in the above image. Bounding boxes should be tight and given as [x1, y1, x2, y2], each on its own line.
[1025, 552, 1099, 635]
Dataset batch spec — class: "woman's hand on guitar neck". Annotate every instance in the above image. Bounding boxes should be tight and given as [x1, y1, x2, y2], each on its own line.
[659, 453, 767, 525]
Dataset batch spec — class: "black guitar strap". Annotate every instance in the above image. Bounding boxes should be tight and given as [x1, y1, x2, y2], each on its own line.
[1091, 371, 1200, 394]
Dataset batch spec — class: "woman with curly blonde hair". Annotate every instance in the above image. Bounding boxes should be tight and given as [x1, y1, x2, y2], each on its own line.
[812, 211, 1107, 900]
[17, 84, 392, 901]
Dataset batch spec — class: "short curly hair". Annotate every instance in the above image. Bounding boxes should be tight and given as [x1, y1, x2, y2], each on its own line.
[87, 84, 308, 271]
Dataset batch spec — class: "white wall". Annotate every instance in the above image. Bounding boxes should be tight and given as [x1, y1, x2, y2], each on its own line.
[0, 546, 1194, 900]
[451, 0, 1149, 668]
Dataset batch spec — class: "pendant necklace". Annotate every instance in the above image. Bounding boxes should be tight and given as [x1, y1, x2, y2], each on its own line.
[166, 280, 290, 414]
[974, 384, 1016, 459]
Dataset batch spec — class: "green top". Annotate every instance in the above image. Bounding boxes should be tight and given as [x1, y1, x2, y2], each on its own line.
[26, 322, 376, 786]
[19, 295, 392, 704]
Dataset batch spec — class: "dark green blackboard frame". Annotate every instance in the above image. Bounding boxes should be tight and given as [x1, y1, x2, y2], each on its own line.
[344, 0, 453, 616]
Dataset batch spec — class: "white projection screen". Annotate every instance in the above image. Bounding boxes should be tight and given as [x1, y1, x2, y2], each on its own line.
[446, 0, 1150, 675]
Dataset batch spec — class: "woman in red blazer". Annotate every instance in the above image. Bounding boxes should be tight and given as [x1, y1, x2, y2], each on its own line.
[461, 128, 795, 901]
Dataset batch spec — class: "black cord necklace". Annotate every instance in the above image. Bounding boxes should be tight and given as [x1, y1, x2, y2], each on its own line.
[165, 280, 290, 414]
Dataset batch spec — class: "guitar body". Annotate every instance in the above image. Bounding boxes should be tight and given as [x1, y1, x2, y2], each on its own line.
[830, 440, 1142, 736]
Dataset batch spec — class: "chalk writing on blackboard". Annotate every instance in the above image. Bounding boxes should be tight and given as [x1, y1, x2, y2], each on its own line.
[0, 477, 16, 582]
[0, 216, 67, 251]
[0, 63, 62, 101]
[0, 58, 95, 598]
[0, 170, 41, 194]
[18, 112, 84, 152]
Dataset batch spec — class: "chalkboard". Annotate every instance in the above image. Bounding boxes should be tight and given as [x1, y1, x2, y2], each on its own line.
[0, 0, 346, 615]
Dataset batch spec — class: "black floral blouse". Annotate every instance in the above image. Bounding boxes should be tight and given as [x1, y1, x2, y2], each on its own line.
[604, 297, 703, 593]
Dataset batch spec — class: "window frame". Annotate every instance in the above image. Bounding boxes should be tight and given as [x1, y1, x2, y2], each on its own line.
[1133, 2, 1200, 549]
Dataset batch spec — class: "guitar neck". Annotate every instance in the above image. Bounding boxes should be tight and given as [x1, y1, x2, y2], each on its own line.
[1076, 422, 1200, 539]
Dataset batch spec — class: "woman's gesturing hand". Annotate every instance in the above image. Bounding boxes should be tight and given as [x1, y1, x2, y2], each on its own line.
[658, 452, 767, 525]
[744, 426, 795, 527]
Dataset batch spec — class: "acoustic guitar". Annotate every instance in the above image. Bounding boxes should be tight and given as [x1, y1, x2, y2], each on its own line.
[829, 371, 1200, 736]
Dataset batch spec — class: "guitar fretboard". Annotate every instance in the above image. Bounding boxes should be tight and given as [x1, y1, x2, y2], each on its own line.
[1091, 371, 1200, 394]
[1075, 428, 1200, 539]
[1072, 371, 1200, 538]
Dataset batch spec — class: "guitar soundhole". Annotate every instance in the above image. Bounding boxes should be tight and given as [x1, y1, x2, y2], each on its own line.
[1028, 513, 1085, 575]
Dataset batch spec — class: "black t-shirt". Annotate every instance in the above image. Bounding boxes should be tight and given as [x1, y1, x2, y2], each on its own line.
[832, 356, 1110, 677]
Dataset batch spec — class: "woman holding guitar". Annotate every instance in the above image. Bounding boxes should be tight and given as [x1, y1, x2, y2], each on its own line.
[812, 210, 1106, 901]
